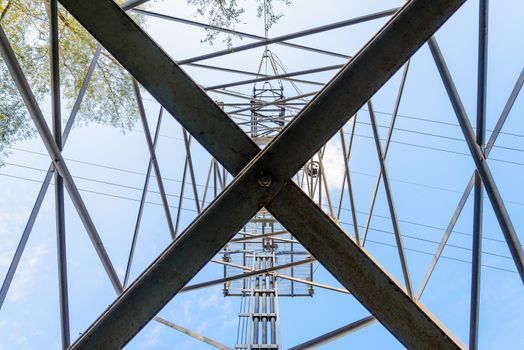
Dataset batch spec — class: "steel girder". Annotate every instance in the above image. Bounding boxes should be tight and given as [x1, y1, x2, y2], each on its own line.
[55, 0, 466, 349]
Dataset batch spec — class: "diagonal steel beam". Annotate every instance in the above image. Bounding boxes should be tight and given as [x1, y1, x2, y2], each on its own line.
[367, 100, 413, 297]
[0, 46, 102, 310]
[181, 258, 315, 293]
[177, 8, 399, 65]
[289, 316, 377, 350]
[188, 62, 325, 87]
[0, 25, 123, 293]
[204, 64, 343, 91]
[0, 0, 152, 308]
[415, 63, 524, 299]
[275, 274, 350, 295]
[361, 61, 410, 246]
[132, 8, 351, 60]
[338, 123, 360, 243]
[182, 128, 202, 213]
[132, 80, 176, 238]
[58, 0, 466, 348]
[124, 107, 164, 288]
[428, 37, 524, 282]
[154, 317, 233, 350]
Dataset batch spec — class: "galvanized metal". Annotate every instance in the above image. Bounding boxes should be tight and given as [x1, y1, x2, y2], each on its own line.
[204, 65, 343, 91]
[189, 62, 325, 87]
[367, 100, 413, 297]
[132, 80, 176, 238]
[58, 0, 466, 348]
[177, 8, 400, 65]
[124, 107, 164, 288]
[361, 61, 410, 246]
[470, 1, 488, 347]
[339, 126, 360, 244]
[49, 0, 70, 347]
[428, 36, 524, 283]
[180, 258, 315, 293]
[132, 8, 351, 60]
[0, 46, 101, 309]
[289, 316, 377, 350]
[0, 25, 123, 293]
[154, 317, 233, 350]
[416, 63, 524, 299]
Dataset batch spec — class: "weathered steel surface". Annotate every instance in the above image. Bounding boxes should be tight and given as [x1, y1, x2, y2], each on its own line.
[57, 0, 466, 349]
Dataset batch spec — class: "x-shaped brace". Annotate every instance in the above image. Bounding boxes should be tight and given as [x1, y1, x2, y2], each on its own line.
[15, 0, 468, 348]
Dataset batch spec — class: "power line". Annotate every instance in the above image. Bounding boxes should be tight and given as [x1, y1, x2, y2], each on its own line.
[0, 169, 518, 274]
[6, 159, 515, 246]
[0, 172, 199, 214]
[365, 239, 517, 274]
[7, 145, 524, 210]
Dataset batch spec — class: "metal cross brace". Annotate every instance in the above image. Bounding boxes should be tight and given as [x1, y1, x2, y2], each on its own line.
[0, 0, 153, 308]
[0, 28, 227, 350]
[428, 37, 524, 282]
[51, 0, 467, 348]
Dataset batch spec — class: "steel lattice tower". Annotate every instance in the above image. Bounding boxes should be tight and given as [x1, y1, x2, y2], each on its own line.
[0, 1, 523, 349]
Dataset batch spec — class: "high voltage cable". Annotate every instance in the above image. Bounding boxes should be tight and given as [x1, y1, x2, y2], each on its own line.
[0, 172, 198, 214]
[0, 170, 518, 274]
[7, 145, 524, 209]
[5, 160, 519, 245]
[365, 239, 516, 274]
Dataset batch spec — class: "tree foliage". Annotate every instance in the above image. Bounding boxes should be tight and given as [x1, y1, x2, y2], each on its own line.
[0, 0, 289, 165]
[188, 0, 291, 46]
[0, 0, 140, 165]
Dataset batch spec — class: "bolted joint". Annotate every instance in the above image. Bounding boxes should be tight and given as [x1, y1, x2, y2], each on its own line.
[257, 171, 272, 187]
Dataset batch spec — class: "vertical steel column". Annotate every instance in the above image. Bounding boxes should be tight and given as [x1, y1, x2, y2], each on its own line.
[470, 1, 488, 348]
[262, 259, 268, 345]
[0, 46, 101, 310]
[253, 258, 260, 345]
[269, 267, 276, 345]
[50, 1, 70, 347]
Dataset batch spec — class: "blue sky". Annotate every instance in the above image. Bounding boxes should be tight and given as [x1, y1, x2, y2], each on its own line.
[0, 0, 523, 349]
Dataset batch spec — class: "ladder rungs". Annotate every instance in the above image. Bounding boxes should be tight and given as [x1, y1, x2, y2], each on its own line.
[240, 288, 276, 293]
[238, 312, 277, 318]
[235, 344, 279, 349]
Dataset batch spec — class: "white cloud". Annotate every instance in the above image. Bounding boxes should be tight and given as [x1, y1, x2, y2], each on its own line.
[7, 240, 48, 302]
[321, 137, 346, 192]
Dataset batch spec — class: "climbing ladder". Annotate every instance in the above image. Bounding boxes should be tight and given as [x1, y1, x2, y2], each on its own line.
[235, 252, 281, 350]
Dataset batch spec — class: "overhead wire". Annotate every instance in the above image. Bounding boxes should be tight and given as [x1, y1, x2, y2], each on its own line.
[0, 164, 519, 275]
[8, 140, 524, 209]
[3, 87, 522, 280]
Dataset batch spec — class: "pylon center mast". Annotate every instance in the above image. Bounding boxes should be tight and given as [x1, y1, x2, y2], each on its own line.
[220, 48, 320, 350]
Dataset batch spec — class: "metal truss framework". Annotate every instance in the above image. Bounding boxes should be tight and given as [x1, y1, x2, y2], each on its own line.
[0, 0, 523, 349]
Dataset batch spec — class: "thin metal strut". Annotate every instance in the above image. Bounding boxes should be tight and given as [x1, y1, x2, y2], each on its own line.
[56, 0, 467, 348]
